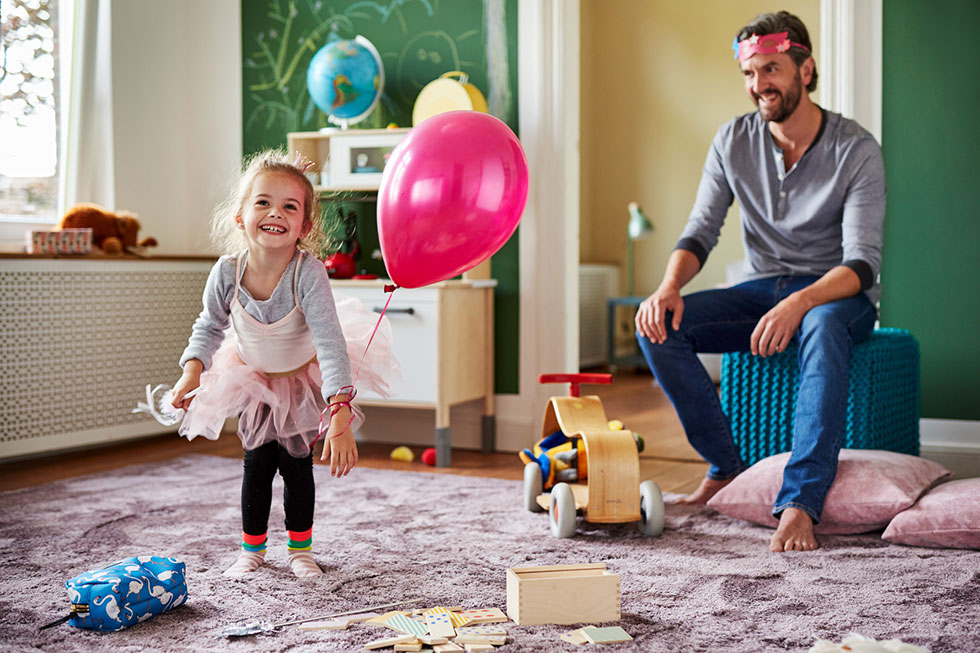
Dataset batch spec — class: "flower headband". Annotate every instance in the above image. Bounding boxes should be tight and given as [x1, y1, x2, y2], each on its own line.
[732, 31, 811, 61]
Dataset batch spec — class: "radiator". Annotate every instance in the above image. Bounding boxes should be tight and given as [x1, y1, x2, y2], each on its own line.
[0, 258, 213, 459]
[579, 263, 619, 368]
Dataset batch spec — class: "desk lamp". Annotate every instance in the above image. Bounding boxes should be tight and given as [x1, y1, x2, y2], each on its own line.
[626, 201, 654, 296]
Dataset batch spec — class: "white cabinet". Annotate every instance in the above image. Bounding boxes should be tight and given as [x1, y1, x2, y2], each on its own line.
[332, 279, 496, 466]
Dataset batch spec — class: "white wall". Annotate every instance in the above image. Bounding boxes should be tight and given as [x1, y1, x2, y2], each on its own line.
[111, 0, 241, 256]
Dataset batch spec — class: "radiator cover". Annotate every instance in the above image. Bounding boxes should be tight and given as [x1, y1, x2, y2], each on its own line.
[0, 259, 212, 459]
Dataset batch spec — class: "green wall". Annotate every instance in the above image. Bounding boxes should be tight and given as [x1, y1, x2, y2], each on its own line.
[240, 0, 520, 394]
[881, 0, 980, 420]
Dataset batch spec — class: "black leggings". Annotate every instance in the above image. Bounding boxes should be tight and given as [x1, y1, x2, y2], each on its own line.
[241, 440, 315, 536]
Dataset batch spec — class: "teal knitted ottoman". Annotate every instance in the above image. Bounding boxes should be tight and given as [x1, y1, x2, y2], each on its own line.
[720, 328, 920, 467]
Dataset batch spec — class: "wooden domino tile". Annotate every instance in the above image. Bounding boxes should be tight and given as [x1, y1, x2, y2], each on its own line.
[425, 612, 457, 638]
[456, 608, 507, 624]
[433, 644, 465, 653]
[364, 634, 417, 650]
[455, 623, 507, 636]
[580, 625, 633, 644]
[385, 612, 430, 637]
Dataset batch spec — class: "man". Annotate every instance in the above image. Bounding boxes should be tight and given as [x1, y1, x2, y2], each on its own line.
[635, 11, 885, 552]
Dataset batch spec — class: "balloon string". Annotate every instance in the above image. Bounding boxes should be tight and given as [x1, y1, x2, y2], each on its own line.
[313, 284, 398, 448]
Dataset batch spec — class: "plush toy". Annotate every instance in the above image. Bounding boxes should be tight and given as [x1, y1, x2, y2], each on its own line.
[58, 203, 158, 255]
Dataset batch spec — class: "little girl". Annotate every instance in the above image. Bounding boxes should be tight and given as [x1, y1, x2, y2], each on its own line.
[171, 150, 390, 578]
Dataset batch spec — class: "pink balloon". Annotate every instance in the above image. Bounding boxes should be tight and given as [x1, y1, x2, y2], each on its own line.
[377, 111, 529, 288]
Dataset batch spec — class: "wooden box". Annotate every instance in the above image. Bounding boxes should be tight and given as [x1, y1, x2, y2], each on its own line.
[506, 563, 620, 625]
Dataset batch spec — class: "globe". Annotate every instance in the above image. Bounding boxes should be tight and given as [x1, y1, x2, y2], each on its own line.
[306, 35, 384, 128]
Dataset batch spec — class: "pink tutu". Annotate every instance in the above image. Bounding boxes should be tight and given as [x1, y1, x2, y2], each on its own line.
[179, 292, 396, 457]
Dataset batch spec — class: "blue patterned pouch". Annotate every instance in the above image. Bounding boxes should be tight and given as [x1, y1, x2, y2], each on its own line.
[61, 556, 188, 631]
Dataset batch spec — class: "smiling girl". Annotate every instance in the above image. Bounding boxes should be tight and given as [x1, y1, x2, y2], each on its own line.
[170, 150, 390, 578]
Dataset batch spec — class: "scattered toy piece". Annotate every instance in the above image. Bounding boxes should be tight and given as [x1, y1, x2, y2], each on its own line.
[420, 635, 450, 645]
[386, 612, 430, 637]
[434, 644, 465, 653]
[559, 627, 593, 645]
[366, 610, 410, 627]
[421, 447, 437, 466]
[463, 645, 494, 653]
[364, 633, 417, 650]
[456, 608, 506, 625]
[394, 642, 424, 652]
[453, 633, 506, 646]
[581, 625, 633, 644]
[426, 612, 457, 638]
[455, 623, 506, 636]
[390, 445, 415, 462]
[809, 633, 931, 653]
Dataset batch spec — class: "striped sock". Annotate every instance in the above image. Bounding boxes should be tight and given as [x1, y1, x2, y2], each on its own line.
[287, 528, 321, 577]
[224, 532, 267, 577]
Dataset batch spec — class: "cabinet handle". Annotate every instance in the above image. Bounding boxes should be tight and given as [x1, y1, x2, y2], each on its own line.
[375, 307, 414, 315]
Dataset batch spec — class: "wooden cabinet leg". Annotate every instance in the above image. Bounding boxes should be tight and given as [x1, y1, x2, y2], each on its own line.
[481, 414, 496, 453]
[435, 426, 451, 467]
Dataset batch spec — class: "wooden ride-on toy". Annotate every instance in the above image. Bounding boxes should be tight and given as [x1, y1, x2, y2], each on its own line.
[522, 373, 665, 538]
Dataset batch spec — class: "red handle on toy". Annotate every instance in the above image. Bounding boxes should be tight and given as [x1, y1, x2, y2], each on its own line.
[538, 373, 612, 397]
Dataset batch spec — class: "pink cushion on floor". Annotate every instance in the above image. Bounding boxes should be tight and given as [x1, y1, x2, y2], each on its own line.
[882, 478, 980, 549]
[706, 449, 952, 534]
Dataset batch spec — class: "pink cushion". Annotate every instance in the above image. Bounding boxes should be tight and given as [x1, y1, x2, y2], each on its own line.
[706, 449, 952, 534]
[882, 478, 980, 549]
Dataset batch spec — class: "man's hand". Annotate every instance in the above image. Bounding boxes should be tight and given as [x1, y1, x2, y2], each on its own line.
[750, 294, 809, 357]
[636, 285, 684, 344]
[635, 248, 701, 344]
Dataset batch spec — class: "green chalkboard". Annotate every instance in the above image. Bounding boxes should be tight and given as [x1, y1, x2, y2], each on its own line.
[240, 0, 521, 394]
[881, 0, 980, 420]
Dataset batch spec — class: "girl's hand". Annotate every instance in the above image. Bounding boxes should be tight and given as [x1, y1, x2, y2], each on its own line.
[325, 428, 358, 477]
[172, 360, 203, 409]
[321, 395, 357, 477]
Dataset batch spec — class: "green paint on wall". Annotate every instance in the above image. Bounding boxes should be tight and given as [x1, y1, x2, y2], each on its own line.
[240, 0, 521, 394]
[881, 0, 980, 419]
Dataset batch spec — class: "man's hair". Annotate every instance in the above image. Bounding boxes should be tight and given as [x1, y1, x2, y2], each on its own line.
[737, 11, 817, 93]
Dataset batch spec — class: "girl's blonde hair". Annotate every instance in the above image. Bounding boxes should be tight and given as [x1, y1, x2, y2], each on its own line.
[210, 149, 325, 256]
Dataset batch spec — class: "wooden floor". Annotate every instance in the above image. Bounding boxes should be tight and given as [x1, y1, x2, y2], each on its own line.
[0, 370, 708, 494]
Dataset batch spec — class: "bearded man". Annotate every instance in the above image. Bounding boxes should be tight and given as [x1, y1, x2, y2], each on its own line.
[635, 11, 886, 552]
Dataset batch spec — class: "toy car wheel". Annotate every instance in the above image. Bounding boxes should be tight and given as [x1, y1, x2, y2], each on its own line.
[523, 462, 544, 512]
[638, 480, 665, 537]
[549, 482, 576, 538]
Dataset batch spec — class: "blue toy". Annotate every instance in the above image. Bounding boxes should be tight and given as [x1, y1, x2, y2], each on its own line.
[63, 556, 187, 631]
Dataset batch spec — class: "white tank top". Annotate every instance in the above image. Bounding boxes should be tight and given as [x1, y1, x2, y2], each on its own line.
[230, 250, 316, 374]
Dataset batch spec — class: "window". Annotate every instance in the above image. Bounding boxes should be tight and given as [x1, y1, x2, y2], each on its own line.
[0, 0, 61, 230]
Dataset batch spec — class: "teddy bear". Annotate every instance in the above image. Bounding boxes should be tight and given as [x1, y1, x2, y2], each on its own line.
[58, 203, 158, 255]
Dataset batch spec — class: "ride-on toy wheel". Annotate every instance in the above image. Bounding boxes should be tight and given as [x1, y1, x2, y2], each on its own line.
[549, 483, 576, 538]
[638, 480, 665, 537]
[523, 462, 544, 513]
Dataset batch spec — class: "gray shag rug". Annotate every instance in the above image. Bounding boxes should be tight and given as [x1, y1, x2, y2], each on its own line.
[1, 453, 977, 652]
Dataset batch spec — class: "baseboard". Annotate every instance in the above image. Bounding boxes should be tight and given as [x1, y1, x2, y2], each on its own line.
[919, 418, 980, 451]
[919, 418, 980, 479]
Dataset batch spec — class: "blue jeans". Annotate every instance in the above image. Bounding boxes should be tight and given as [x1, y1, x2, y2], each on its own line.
[636, 275, 877, 523]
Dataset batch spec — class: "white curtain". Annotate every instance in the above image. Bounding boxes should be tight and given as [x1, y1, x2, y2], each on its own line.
[59, 0, 114, 212]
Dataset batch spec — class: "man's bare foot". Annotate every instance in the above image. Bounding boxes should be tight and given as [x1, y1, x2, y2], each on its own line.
[770, 508, 819, 552]
[676, 476, 733, 504]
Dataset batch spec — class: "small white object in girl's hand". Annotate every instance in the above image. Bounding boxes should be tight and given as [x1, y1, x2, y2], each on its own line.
[132, 384, 199, 426]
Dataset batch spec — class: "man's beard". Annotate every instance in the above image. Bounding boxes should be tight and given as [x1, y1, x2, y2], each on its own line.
[754, 72, 803, 123]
